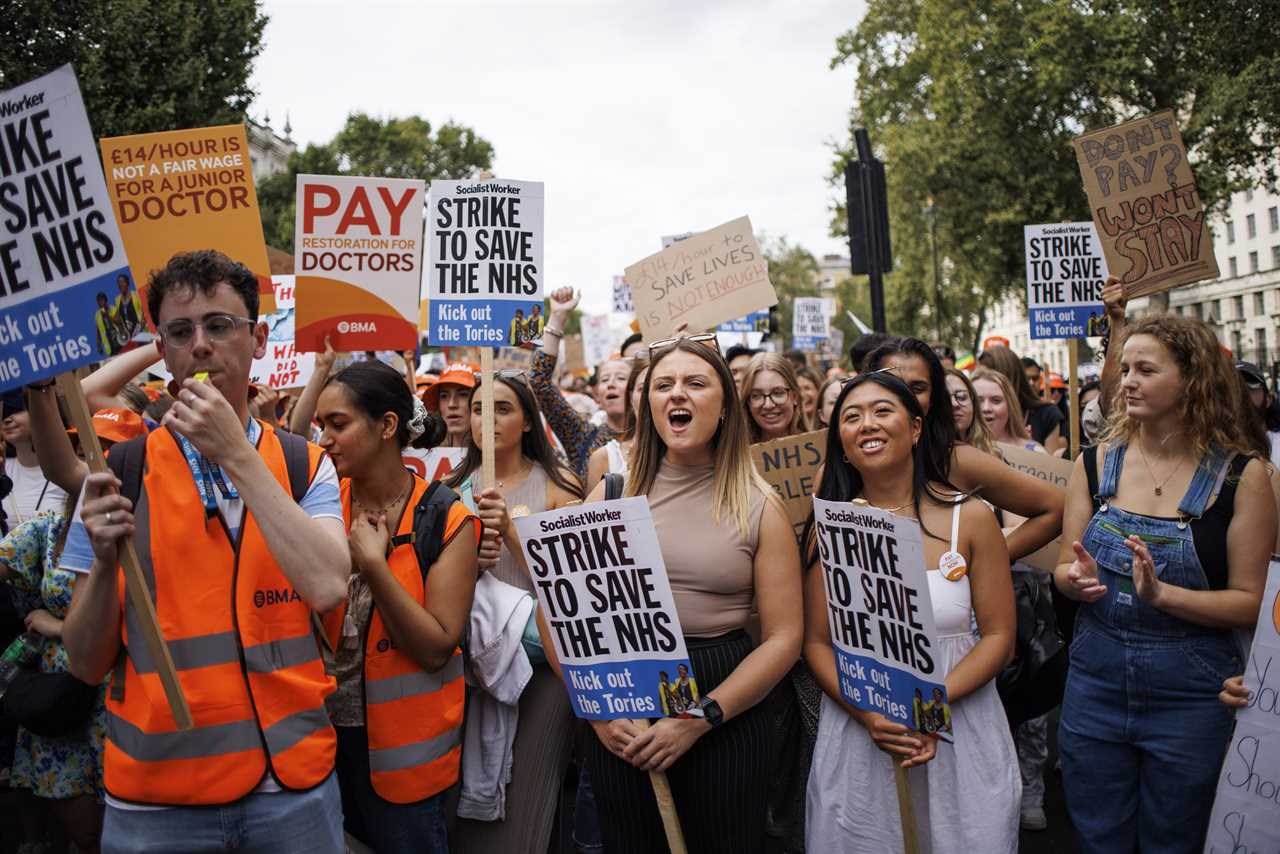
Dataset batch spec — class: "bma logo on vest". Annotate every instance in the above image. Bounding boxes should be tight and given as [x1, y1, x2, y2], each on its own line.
[254, 588, 301, 607]
[337, 321, 376, 333]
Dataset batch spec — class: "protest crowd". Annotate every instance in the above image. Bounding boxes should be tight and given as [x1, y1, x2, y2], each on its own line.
[2, 62, 1278, 854]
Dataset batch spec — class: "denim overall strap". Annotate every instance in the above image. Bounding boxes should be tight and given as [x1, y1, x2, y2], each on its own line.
[1097, 444, 1126, 500]
[1175, 446, 1232, 519]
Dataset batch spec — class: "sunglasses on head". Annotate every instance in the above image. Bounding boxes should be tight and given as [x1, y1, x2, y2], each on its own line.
[647, 332, 721, 356]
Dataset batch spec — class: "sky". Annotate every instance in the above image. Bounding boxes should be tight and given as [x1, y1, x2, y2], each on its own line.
[250, 0, 864, 316]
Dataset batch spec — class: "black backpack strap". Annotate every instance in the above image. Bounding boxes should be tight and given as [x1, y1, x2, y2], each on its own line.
[105, 435, 149, 510]
[1083, 444, 1101, 514]
[604, 472, 624, 501]
[388, 480, 462, 583]
[273, 427, 313, 503]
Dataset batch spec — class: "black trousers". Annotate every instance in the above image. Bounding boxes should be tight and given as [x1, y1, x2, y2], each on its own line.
[586, 630, 771, 854]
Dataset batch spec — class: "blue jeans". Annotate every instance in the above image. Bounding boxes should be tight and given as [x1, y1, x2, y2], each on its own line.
[102, 773, 344, 853]
[335, 725, 449, 854]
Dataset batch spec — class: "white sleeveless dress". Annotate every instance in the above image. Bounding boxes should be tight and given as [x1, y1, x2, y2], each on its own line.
[805, 503, 1021, 853]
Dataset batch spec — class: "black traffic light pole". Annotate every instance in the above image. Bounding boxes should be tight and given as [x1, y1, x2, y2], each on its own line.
[844, 128, 892, 333]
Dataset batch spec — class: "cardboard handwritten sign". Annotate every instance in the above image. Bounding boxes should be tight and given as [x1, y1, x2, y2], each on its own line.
[492, 346, 534, 373]
[0, 65, 133, 390]
[101, 123, 274, 319]
[294, 175, 424, 352]
[792, 297, 830, 351]
[514, 498, 702, 720]
[425, 179, 545, 348]
[752, 430, 826, 532]
[813, 499, 953, 740]
[1073, 110, 1217, 298]
[1204, 560, 1280, 853]
[996, 442, 1073, 573]
[625, 216, 776, 340]
[1025, 222, 1109, 339]
[248, 276, 315, 390]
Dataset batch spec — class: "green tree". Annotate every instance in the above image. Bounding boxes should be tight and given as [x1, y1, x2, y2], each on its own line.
[830, 0, 1280, 350]
[257, 113, 494, 249]
[0, 0, 267, 138]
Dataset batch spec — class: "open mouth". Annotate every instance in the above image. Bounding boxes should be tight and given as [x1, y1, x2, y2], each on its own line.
[668, 408, 693, 430]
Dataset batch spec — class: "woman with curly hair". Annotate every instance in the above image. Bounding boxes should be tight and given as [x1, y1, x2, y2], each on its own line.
[1054, 315, 1275, 853]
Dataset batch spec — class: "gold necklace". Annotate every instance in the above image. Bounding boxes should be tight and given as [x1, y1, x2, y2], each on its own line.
[1135, 440, 1184, 497]
[353, 471, 413, 516]
[865, 497, 914, 514]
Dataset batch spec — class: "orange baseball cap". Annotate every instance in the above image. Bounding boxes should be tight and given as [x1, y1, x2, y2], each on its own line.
[422, 363, 478, 408]
[1048, 373, 1067, 390]
[92, 408, 148, 444]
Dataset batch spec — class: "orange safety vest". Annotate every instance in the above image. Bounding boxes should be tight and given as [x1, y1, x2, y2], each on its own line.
[104, 423, 336, 805]
[323, 476, 469, 804]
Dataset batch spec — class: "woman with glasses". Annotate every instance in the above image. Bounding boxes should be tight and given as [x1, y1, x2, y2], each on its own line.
[740, 353, 810, 443]
[533, 287, 631, 476]
[444, 371, 584, 854]
[803, 372, 1018, 852]
[552, 335, 802, 854]
[944, 367, 995, 454]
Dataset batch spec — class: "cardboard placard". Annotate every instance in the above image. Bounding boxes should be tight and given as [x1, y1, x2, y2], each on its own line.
[293, 175, 423, 352]
[248, 276, 316, 390]
[996, 442, 1073, 573]
[581, 314, 614, 369]
[793, 297, 830, 351]
[562, 334, 586, 374]
[1025, 222, 1109, 339]
[100, 123, 274, 319]
[425, 179, 545, 347]
[0, 65, 133, 390]
[492, 345, 534, 373]
[1204, 560, 1280, 853]
[626, 216, 776, 340]
[813, 499, 953, 740]
[611, 274, 633, 314]
[1073, 110, 1217, 298]
[751, 429, 826, 532]
[514, 498, 701, 720]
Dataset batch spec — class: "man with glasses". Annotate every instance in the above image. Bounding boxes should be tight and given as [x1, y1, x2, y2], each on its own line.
[61, 250, 350, 851]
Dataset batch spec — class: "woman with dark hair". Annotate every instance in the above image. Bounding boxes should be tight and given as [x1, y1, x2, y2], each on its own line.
[863, 337, 1062, 563]
[315, 360, 480, 854]
[560, 335, 801, 854]
[444, 370, 584, 853]
[1055, 316, 1275, 853]
[803, 371, 1018, 851]
[979, 346, 1066, 455]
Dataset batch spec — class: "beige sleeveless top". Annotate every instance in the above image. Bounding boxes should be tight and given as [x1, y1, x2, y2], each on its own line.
[470, 465, 548, 594]
[647, 460, 767, 637]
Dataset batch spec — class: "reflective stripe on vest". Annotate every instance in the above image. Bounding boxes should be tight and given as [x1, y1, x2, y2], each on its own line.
[104, 423, 336, 806]
[325, 477, 466, 804]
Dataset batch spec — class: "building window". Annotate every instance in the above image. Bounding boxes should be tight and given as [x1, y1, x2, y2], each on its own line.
[1247, 188, 1255, 202]
[1251, 251, 1260, 274]
[1235, 295, 1246, 318]
[1271, 206, 1279, 233]
[1213, 299, 1222, 320]
[1230, 257, 1239, 278]
[1227, 220, 1236, 244]
[1256, 292, 1266, 315]
[1273, 246, 1280, 268]
[1258, 330, 1269, 369]
[1193, 303, 1203, 320]
[1248, 214, 1257, 240]
[1174, 305, 1183, 316]
[1233, 330, 1244, 356]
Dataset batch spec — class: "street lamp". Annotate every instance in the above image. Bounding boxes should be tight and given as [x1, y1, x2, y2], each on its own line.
[925, 196, 942, 341]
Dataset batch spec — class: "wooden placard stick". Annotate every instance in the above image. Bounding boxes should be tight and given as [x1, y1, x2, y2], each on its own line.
[893, 763, 922, 854]
[1068, 339, 1081, 458]
[480, 348, 496, 488]
[631, 718, 689, 854]
[54, 372, 193, 730]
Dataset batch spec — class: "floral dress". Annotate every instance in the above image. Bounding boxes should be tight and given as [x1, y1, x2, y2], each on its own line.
[0, 512, 106, 800]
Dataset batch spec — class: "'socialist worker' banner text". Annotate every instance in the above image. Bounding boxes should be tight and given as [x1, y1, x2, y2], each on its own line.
[1024, 222, 1108, 340]
[514, 498, 703, 721]
[100, 123, 274, 319]
[0, 65, 131, 391]
[426, 179, 545, 348]
[294, 175, 424, 352]
[813, 498, 953, 741]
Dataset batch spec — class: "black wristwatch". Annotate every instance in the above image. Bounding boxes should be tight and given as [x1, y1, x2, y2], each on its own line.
[696, 697, 723, 728]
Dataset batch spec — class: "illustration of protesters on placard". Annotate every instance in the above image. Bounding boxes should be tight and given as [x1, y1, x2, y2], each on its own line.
[510, 308, 527, 346]
[524, 303, 546, 343]
[112, 272, 144, 339]
[658, 663, 701, 718]
[93, 292, 125, 356]
[912, 687, 927, 732]
[1086, 311, 1101, 336]
[673, 663, 699, 712]
[658, 671, 676, 716]
[922, 687, 953, 738]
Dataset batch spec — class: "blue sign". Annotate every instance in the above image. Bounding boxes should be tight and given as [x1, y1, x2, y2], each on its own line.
[718, 310, 769, 334]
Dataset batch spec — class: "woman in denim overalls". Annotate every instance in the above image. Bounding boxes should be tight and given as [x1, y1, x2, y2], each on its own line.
[1055, 315, 1275, 853]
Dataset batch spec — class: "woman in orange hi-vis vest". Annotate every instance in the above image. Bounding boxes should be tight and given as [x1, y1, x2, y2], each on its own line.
[316, 360, 480, 854]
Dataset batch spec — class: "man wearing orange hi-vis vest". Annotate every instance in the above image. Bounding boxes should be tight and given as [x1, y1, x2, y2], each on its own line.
[62, 251, 352, 852]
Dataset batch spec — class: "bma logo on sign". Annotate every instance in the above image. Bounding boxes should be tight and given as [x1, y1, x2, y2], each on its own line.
[337, 321, 377, 333]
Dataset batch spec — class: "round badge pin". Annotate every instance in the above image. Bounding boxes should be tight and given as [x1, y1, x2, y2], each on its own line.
[939, 550, 968, 581]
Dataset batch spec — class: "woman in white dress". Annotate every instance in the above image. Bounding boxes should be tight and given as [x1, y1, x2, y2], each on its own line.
[802, 371, 1020, 853]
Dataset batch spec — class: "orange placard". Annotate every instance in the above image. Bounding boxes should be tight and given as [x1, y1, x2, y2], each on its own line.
[100, 124, 274, 323]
